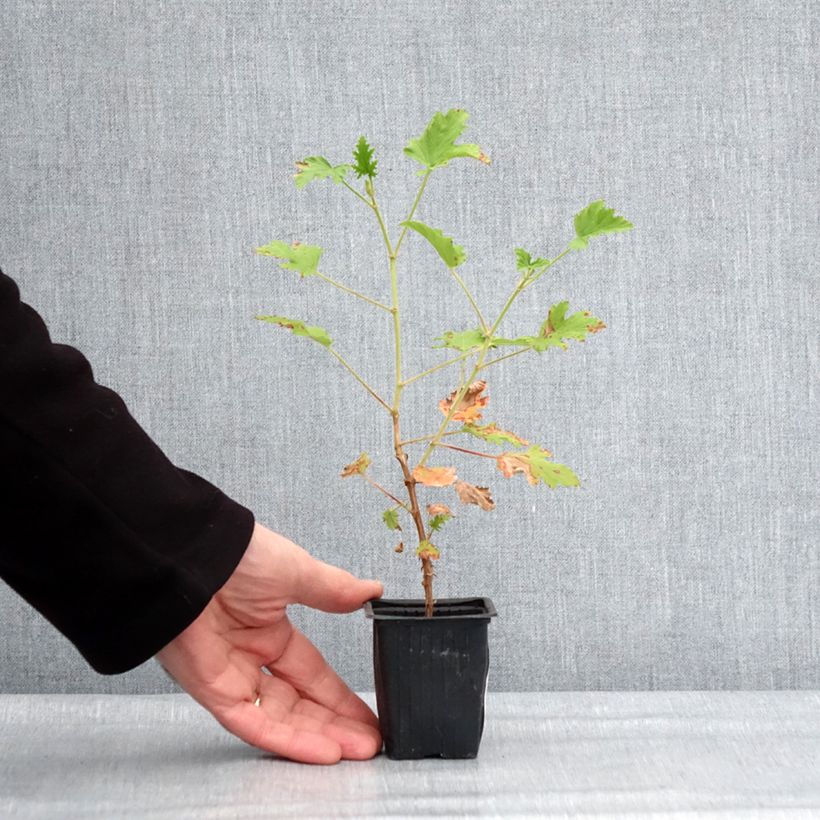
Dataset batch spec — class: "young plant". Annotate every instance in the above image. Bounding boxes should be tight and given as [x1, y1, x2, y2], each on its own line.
[255, 110, 632, 617]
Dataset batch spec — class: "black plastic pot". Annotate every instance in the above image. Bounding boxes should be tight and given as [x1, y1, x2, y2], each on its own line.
[363, 597, 497, 759]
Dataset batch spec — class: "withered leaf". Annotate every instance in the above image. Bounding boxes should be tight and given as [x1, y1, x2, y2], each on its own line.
[426, 502, 453, 516]
[454, 479, 495, 511]
[340, 452, 371, 478]
[394, 541, 404, 553]
[461, 422, 529, 448]
[439, 379, 489, 423]
[412, 465, 457, 487]
[496, 445, 580, 489]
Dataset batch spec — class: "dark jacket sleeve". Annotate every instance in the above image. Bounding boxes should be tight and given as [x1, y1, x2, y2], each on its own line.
[0, 269, 255, 674]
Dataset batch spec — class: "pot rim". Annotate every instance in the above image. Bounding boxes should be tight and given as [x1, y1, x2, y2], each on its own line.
[363, 596, 497, 620]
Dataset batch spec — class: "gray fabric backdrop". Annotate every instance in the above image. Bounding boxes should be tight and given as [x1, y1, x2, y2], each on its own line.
[0, 0, 816, 694]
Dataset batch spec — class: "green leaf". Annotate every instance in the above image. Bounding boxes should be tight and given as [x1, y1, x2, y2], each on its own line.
[254, 315, 332, 348]
[568, 200, 633, 250]
[382, 508, 401, 531]
[294, 156, 353, 189]
[428, 513, 452, 532]
[515, 247, 550, 272]
[460, 423, 529, 448]
[353, 136, 377, 178]
[403, 109, 490, 171]
[432, 328, 488, 351]
[400, 220, 467, 268]
[255, 240, 323, 278]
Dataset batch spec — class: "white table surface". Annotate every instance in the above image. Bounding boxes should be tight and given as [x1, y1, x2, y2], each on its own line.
[1, 691, 818, 818]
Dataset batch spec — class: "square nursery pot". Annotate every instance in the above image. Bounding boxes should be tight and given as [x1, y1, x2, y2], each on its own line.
[363, 597, 497, 759]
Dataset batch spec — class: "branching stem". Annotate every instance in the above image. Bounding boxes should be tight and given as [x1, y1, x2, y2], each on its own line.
[328, 348, 392, 413]
[313, 270, 392, 312]
[401, 349, 475, 386]
[363, 475, 412, 511]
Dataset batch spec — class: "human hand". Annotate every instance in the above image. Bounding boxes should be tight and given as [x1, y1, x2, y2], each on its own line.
[156, 521, 384, 764]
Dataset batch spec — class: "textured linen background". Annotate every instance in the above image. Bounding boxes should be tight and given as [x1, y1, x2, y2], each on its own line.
[0, 0, 816, 693]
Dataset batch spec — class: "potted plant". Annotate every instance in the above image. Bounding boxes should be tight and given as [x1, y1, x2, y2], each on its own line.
[254, 109, 632, 759]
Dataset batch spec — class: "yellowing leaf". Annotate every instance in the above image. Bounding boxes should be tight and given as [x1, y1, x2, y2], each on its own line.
[340, 452, 371, 477]
[403, 109, 488, 171]
[439, 379, 489, 423]
[454, 480, 495, 511]
[400, 220, 467, 268]
[496, 445, 580, 489]
[412, 465, 457, 487]
[540, 301, 606, 341]
[255, 240, 323, 278]
[496, 452, 538, 485]
[432, 328, 488, 351]
[461, 422, 529, 448]
[569, 200, 633, 250]
[255, 315, 332, 348]
[426, 502, 453, 516]
[294, 156, 352, 189]
[416, 540, 441, 560]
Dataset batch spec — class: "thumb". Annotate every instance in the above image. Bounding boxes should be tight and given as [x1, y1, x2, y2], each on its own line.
[293, 552, 383, 613]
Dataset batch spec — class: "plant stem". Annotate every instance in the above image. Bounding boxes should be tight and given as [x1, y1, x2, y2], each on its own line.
[434, 442, 496, 459]
[362, 475, 411, 511]
[401, 349, 475, 386]
[398, 430, 462, 447]
[448, 267, 489, 332]
[479, 347, 530, 369]
[314, 271, 392, 312]
[371, 173, 439, 616]
[327, 348, 392, 413]
[393, 171, 432, 256]
[520, 247, 572, 290]
[341, 179, 374, 208]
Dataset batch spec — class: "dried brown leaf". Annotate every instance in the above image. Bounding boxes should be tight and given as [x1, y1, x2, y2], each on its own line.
[426, 502, 453, 517]
[340, 452, 371, 478]
[454, 479, 496, 511]
[438, 379, 489, 423]
[412, 465, 458, 487]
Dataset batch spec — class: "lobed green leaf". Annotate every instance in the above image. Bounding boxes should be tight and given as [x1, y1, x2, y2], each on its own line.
[255, 240, 323, 278]
[403, 109, 489, 171]
[428, 513, 452, 532]
[514, 247, 550, 273]
[382, 508, 401, 530]
[353, 136, 378, 178]
[569, 200, 633, 250]
[294, 156, 353, 189]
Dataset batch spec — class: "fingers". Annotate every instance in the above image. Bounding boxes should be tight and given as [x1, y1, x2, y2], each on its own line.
[219, 675, 381, 762]
[268, 627, 380, 731]
[221, 700, 343, 765]
[292, 550, 383, 613]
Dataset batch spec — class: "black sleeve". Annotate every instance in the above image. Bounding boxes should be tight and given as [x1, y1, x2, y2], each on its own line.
[0, 269, 255, 674]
